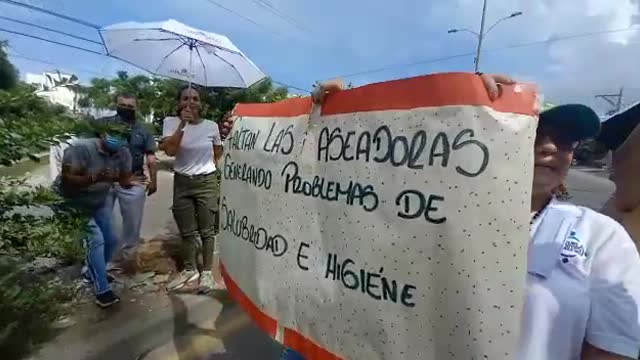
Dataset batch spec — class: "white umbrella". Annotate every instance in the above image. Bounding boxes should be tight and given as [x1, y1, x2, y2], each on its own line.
[99, 19, 266, 88]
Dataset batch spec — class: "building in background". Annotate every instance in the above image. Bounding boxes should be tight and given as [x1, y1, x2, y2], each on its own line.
[24, 71, 114, 118]
[25, 71, 78, 110]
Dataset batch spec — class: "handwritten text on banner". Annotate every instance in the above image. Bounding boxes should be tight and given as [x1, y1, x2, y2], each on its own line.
[220, 73, 538, 360]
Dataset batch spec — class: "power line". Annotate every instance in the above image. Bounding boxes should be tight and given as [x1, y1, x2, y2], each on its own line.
[7, 51, 108, 77]
[202, 0, 282, 37]
[327, 26, 640, 80]
[0, 15, 102, 44]
[5, 28, 307, 92]
[251, 0, 310, 33]
[334, 52, 475, 79]
[488, 26, 639, 52]
[0, 0, 101, 29]
[10, 49, 306, 92]
[272, 79, 310, 93]
[0, 27, 104, 55]
[1, 0, 289, 41]
[1, 0, 299, 88]
[1, 0, 300, 90]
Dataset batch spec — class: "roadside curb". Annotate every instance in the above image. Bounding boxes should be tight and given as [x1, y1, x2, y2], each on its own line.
[0, 152, 48, 169]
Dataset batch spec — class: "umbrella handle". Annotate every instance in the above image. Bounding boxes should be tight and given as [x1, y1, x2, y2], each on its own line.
[189, 49, 193, 98]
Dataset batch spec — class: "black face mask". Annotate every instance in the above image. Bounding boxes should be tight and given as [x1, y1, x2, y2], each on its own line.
[117, 107, 136, 122]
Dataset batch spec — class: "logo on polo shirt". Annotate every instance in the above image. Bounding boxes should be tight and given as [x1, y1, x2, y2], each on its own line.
[560, 231, 587, 263]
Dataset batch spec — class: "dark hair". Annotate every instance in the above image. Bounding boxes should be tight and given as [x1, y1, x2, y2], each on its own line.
[176, 84, 201, 101]
[114, 92, 137, 104]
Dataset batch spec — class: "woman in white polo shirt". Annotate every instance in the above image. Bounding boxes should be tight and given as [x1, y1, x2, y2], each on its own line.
[521, 104, 640, 360]
[310, 82, 640, 359]
[160, 85, 224, 293]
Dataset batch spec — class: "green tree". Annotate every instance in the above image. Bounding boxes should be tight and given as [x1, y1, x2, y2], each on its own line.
[0, 40, 18, 90]
[0, 80, 97, 260]
[110, 72, 157, 116]
[79, 74, 290, 123]
[148, 77, 184, 120]
[0, 84, 80, 165]
[202, 79, 288, 120]
[0, 66, 89, 359]
[82, 77, 113, 110]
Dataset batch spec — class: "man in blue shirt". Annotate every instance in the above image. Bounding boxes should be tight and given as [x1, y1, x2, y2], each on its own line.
[96, 93, 158, 267]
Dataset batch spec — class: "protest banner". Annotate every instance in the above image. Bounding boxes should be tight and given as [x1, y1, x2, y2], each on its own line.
[220, 73, 538, 359]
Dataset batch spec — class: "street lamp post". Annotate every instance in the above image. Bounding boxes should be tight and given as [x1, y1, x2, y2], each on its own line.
[447, 0, 522, 72]
[474, 0, 488, 73]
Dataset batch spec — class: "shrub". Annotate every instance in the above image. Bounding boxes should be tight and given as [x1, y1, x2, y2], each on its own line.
[0, 85, 80, 166]
[0, 45, 90, 358]
[0, 258, 71, 360]
[0, 177, 88, 263]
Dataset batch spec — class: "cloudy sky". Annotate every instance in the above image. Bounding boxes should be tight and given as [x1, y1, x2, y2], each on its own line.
[1, 0, 639, 114]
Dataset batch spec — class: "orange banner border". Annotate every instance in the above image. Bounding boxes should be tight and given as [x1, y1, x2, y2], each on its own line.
[233, 73, 537, 119]
[235, 97, 313, 118]
[224, 72, 536, 359]
[321, 72, 536, 116]
[221, 263, 343, 360]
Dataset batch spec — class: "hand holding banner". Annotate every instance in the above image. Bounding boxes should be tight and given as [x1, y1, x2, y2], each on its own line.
[221, 72, 538, 359]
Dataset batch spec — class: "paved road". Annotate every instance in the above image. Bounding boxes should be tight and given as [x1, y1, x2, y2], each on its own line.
[29, 165, 616, 360]
[565, 168, 615, 210]
[31, 166, 283, 360]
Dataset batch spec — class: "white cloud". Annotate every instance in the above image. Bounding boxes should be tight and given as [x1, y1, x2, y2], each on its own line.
[428, 0, 640, 114]
[531, 0, 640, 112]
[138, 0, 640, 113]
[5, 0, 639, 113]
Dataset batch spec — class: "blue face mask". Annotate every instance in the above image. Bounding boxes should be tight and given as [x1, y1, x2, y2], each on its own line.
[104, 134, 126, 152]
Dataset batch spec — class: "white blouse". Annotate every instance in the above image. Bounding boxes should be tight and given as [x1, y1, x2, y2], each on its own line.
[162, 116, 222, 176]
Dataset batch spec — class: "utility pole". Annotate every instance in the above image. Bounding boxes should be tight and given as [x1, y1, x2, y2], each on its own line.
[596, 87, 624, 115]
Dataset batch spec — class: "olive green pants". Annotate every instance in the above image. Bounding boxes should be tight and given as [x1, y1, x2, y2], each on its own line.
[172, 171, 220, 271]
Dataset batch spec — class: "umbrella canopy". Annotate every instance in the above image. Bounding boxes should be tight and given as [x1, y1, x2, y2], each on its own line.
[100, 19, 266, 88]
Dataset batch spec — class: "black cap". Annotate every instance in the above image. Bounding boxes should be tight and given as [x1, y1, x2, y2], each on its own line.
[539, 104, 601, 141]
[597, 101, 640, 151]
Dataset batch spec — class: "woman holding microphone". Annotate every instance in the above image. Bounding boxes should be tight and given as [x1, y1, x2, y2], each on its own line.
[160, 85, 224, 293]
